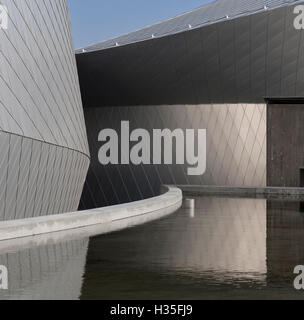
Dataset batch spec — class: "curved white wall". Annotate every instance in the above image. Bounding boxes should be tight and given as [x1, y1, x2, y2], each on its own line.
[0, 0, 90, 220]
[0, 186, 182, 241]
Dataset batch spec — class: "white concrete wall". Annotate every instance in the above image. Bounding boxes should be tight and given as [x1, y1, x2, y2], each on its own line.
[0, 186, 182, 241]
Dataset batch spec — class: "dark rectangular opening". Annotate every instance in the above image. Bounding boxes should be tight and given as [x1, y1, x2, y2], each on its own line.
[265, 97, 304, 104]
[300, 169, 304, 188]
[267, 99, 304, 187]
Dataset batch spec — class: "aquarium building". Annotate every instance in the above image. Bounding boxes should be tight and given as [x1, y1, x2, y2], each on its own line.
[76, 0, 304, 209]
[1, 0, 304, 219]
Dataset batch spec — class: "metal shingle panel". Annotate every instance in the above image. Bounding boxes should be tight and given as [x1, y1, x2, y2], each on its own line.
[77, 0, 304, 53]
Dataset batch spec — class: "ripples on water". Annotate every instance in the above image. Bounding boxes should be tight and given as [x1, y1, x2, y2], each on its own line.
[1, 196, 304, 300]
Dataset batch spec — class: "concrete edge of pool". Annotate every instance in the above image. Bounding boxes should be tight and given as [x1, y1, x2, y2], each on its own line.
[178, 185, 304, 198]
[0, 186, 183, 242]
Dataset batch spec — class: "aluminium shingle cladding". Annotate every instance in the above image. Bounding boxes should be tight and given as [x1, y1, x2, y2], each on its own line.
[77, 0, 302, 207]
[76, 0, 304, 106]
[0, 0, 90, 220]
[76, 0, 304, 53]
[0, 0, 89, 156]
[80, 104, 266, 210]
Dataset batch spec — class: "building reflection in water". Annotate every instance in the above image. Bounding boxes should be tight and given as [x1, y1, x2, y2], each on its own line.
[267, 200, 304, 285]
[0, 196, 304, 299]
[0, 238, 88, 300]
[143, 197, 267, 278]
[81, 197, 268, 300]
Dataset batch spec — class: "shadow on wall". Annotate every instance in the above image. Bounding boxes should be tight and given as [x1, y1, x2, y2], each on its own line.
[80, 104, 266, 210]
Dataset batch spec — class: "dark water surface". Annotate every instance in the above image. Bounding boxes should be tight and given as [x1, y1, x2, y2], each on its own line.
[1, 196, 304, 300]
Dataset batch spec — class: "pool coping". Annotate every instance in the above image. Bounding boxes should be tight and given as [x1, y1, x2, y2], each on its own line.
[178, 185, 304, 198]
[0, 186, 182, 242]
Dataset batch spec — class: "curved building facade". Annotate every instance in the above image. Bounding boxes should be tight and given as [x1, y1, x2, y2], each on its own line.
[1, 0, 303, 217]
[0, 0, 89, 220]
[76, 0, 304, 209]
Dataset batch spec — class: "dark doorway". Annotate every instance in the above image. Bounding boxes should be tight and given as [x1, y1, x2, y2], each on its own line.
[299, 169, 304, 212]
[267, 98, 304, 187]
[300, 169, 304, 188]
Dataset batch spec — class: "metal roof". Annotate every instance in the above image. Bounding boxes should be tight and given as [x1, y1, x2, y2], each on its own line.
[76, 0, 304, 53]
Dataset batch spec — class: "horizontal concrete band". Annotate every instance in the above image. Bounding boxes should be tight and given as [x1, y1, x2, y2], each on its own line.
[178, 185, 304, 197]
[0, 186, 182, 242]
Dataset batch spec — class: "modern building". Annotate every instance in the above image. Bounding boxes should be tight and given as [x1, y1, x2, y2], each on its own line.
[76, 0, 304, 210]
[0, 0, 89, 220]
[1, 0, 304, 220]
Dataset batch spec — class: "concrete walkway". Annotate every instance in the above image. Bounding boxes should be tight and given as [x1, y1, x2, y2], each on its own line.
[0, 186, 182, 242]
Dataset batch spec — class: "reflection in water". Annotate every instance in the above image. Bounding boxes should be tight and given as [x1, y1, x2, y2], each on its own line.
[0, 239, 88, 300]
[267, 201, 304, 286]
[81, 197, 267, 300]
[1, 196, 304, 299]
